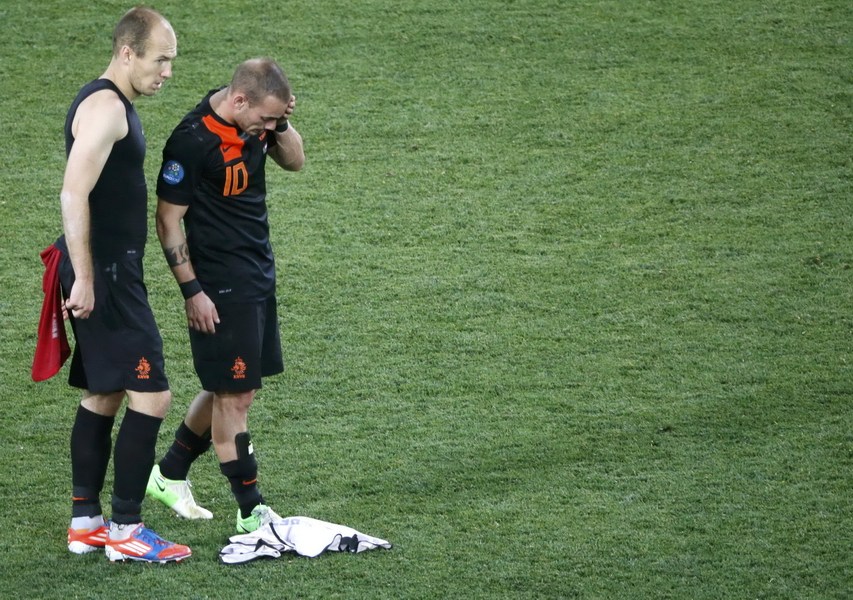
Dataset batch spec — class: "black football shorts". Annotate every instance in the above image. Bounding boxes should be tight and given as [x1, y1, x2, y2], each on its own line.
[59, 252, 169, 394]
[188, 296, 283, 393]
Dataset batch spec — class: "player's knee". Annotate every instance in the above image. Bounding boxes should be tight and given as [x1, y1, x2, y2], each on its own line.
[217, 390, 257, 413]
[126, 389, 172, 418]
[81, 391, 125, 416]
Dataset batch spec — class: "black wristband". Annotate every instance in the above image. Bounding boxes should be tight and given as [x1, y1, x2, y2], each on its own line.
[179, 279, 203, 299]
[274, 120, 289, 133]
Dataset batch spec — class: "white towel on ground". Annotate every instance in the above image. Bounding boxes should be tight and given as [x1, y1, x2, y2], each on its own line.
[219, 516, 392, 564]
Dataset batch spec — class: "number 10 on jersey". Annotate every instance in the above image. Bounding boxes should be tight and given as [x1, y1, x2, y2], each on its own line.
[224, 162, 248, 196]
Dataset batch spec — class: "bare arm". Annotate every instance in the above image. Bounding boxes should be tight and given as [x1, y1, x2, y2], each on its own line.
[155, 199, 220, 334]
[61, 91, 128, 319]
[268, 95, 305, 172]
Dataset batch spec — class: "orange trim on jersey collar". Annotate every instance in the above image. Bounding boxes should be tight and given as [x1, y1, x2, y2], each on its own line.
[202, 114, 244, 163]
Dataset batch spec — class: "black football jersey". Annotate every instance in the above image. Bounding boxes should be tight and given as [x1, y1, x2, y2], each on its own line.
[157, 89, 276, 303]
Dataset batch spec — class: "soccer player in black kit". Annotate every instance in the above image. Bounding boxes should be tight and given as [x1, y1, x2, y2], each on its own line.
[147, 58, 305, 533]
[53, 7, 191, 562]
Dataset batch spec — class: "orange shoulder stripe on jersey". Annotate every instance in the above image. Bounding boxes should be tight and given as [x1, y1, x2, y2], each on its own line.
[202, 114, 245, 163]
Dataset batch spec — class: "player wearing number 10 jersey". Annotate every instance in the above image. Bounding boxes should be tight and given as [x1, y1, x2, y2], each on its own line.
[151, 58, 305, 532]
[157, 88, 276, 302]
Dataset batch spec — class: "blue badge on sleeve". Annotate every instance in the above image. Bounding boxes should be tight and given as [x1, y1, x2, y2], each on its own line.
[162, 160, 185, 185]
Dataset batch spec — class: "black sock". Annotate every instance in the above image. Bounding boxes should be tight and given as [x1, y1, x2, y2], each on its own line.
[219, 460, 264, 519]
[111, 408, 162, 524]
[159, 422, 212, 480]
[220, 454, 263, 518]
[70, 405, 115, 518]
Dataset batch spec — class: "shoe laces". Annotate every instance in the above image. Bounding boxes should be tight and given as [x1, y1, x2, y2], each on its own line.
[169, 476, 194, 499]
[136, 526, 170, 548]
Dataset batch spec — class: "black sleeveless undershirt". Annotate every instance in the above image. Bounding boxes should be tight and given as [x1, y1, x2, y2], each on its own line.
[58, 79, 147, 261]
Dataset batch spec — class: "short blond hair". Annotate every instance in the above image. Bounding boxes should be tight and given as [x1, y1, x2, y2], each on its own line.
[231, 58, 291, 106]
[112, 6, 170, 57]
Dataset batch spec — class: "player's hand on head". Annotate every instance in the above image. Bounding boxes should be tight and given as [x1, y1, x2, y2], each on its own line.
[282, 95, 296, 120]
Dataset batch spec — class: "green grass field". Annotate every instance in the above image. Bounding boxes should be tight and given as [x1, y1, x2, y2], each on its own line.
[0, 0, 850, 598]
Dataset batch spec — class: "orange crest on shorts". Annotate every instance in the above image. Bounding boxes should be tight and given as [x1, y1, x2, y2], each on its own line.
[231, 356, 247, 380]
[136, 357, 151, 380]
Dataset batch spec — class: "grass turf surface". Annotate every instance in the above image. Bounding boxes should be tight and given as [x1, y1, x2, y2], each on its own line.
[0, 0, 850, 598]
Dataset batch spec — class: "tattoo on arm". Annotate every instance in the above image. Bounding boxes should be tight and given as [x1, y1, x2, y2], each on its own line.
[163, 243, 190, 267]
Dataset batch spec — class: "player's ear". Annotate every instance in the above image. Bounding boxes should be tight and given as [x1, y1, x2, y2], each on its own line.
[233, 93, 248, 111]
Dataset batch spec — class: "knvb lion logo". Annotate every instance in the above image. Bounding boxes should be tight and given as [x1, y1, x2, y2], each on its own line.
[136, 357, 151, 380]
[231, 356, 247, 380]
